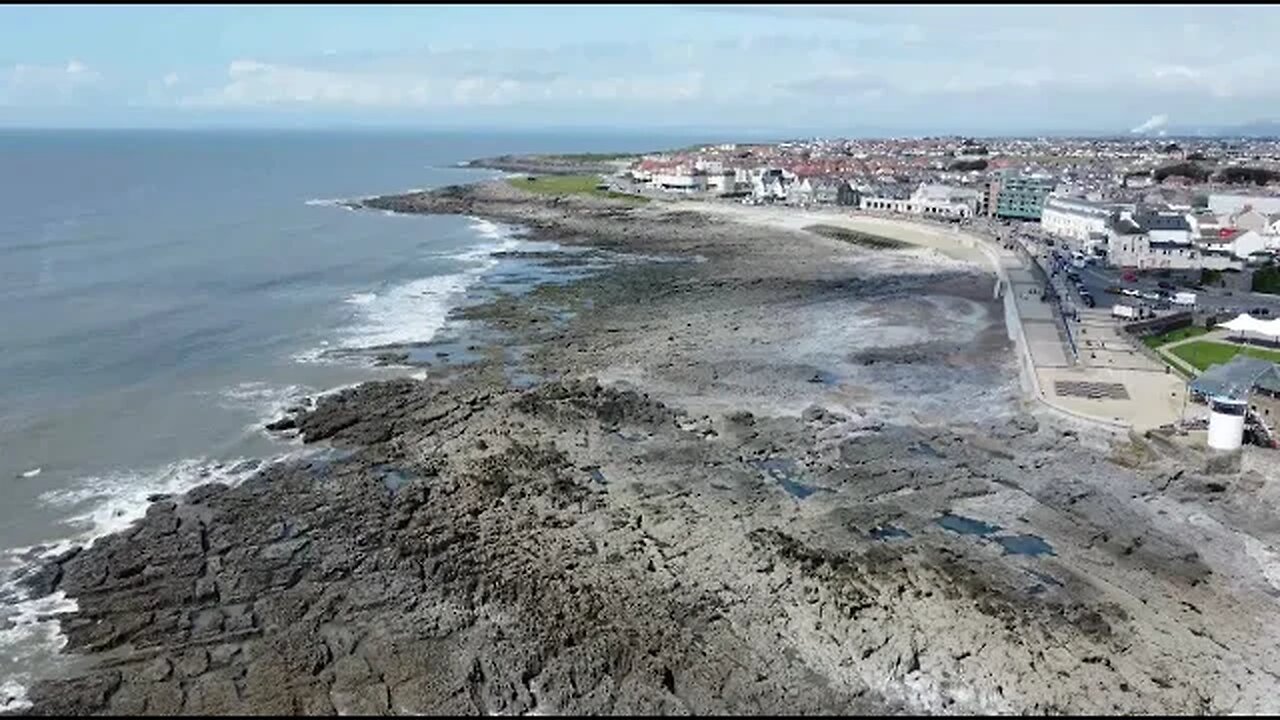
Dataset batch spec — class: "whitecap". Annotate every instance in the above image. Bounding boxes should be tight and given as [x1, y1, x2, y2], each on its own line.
[216, 382, 314, 432]
[0, 589, 76, 712]
[468, 216, 506, 241]
[38, 457, 267, 541]
[338, 272, 478, 350]
[290, 346, 330, 365]
[344, 292, 377, 306]
[300, 215, 540, 361]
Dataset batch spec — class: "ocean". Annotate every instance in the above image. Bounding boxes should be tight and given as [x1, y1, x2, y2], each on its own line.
[0, 128, 707, 707]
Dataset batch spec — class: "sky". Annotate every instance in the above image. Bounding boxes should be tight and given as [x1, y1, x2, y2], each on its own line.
[0, 3, 1277, 135]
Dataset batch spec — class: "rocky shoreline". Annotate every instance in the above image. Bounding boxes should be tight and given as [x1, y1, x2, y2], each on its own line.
[9, 179, 1280, 715]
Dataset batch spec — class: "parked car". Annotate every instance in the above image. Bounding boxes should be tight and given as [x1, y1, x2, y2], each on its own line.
[1157, 281, 1174, 290]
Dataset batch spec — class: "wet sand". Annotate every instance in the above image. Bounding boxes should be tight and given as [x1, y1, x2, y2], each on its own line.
[8, 180, 1280, 715]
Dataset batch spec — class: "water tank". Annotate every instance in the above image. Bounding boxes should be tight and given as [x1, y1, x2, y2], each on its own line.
[1207, 396, 1247, 451]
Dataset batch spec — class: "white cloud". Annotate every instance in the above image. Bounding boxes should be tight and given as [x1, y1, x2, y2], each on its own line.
[6, 6, 1275, 132]
[180, 57, 703, 110]
[0, 59, 101, 105]
[1131, 114, 1169, 134]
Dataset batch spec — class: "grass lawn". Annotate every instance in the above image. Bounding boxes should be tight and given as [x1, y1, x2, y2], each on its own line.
[1142, 325, 1208, 349]
[544, 152, 637, 162]
[804, 224, 912, 250]
[1168, 340, 1280, 371]
[506, 175, 647, 204]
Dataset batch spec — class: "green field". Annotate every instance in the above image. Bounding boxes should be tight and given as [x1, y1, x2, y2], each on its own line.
[803, 224, 912, 250]
[506, 175, 648, 204]
[1168, 340, 1280, 371]
[1142, 325, 1208, 349]
[545, 152, 637, 162]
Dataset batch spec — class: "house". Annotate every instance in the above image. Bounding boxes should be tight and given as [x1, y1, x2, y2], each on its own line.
[814, 180, 842, 205]
[790, 177, 815, 206]
[751, 168, 790, 202]
[1133, 206, 1194, 244]
[1231, 207, 1272, 233]
[1198, 227, 1244, 255]
[836, 181, 863, 207]
[1228, 230, 1275, 259]
[1107, 211, 1243, 270]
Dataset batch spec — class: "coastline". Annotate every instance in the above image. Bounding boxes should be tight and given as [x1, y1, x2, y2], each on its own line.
[8, 178, 1280, 715]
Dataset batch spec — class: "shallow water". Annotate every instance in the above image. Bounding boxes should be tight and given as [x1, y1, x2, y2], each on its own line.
[997, 534, 1056, 557]
[936, 513, 1002, 537]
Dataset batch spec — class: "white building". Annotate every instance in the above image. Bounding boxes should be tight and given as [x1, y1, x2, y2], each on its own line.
[858, 183, 978, 219]
[1231, 207, 1272, 233]
[789, 178, 815, 206]
[1108, 232, 1241, 270]
[1208, 194, 1280, 217]
[705, 171, 738, 195]
[1227, 230, 1276, 259]
[1040, 195, 1118, 242]
[653, 169, 707, 193]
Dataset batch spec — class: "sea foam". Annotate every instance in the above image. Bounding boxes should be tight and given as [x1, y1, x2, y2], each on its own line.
[306, 217, 526, 360]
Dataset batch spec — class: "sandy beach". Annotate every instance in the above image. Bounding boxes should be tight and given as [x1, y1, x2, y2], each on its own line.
[9, 179, 1280, 715]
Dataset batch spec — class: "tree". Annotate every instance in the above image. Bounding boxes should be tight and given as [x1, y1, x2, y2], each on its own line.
[1214, 167, 1280, 186]
[1153, 162, 1210, 183]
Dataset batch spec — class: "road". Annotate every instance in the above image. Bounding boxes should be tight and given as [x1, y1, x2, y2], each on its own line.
[1002, 221, 1280, 321]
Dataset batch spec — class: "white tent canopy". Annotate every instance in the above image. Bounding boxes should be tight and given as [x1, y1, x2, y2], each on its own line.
[1220, 313, 1280, 341]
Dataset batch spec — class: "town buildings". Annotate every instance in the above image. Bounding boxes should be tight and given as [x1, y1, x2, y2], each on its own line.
[991, 171, 1057, 220]
[1041, 195, 1118, 242]
[859, 183, 980, 219]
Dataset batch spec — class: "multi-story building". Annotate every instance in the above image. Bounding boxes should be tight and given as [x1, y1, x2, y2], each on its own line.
[1040, 195, 1118, 242]
[1106, 209, 1243, 270]
[1209, 194, 1280, 217]
[1132, 206, 1194, 244]
[992, 171, 1056, 220]
[858, 183, 979, 219]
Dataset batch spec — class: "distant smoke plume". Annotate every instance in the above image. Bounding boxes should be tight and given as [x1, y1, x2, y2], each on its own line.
[1131, 114, 1169, 134]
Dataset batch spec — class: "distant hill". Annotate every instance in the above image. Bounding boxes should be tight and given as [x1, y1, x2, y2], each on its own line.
[1156, 120, 1280, 139]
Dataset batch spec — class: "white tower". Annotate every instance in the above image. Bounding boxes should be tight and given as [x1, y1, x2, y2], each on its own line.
[1207, 395, 1247, 451]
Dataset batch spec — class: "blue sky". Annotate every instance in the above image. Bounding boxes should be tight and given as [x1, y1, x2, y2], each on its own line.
[1, 4, 1276, 134]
